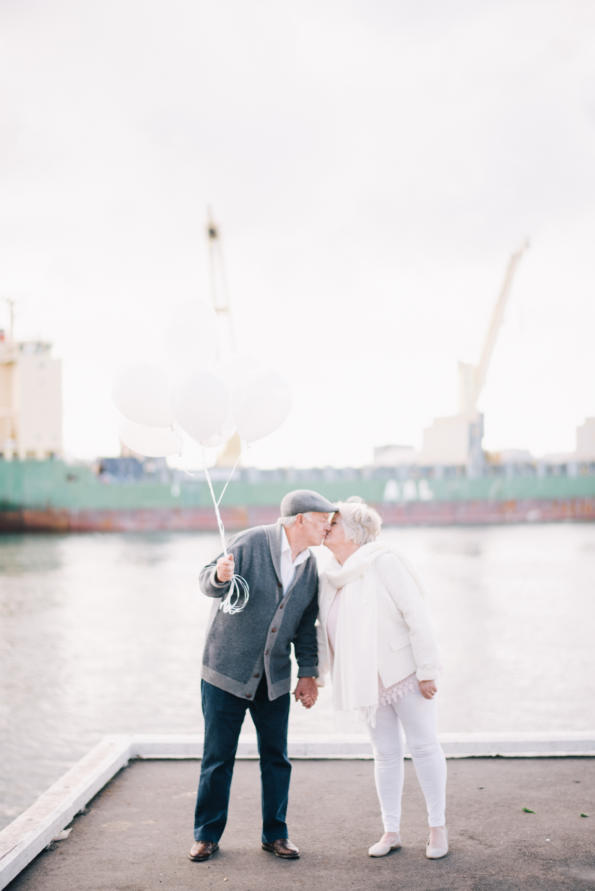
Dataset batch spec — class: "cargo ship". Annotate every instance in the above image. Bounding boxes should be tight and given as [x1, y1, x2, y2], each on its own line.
[1, 234, 594, 532]
[0, 331, 594, 532]
[1, 453, 594, 532]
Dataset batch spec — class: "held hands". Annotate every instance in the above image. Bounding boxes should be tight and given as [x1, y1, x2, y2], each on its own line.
[294, 676, 318, 709]
[418, 679, 438, 700]
[216, 554, 235, 583]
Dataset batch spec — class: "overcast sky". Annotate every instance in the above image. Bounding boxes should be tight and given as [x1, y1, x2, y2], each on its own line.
[1, 0, 594, 467]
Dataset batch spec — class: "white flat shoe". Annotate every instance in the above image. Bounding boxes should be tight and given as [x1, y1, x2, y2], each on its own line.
[426, 827, 448, 859]
[368, 833, 401, 857]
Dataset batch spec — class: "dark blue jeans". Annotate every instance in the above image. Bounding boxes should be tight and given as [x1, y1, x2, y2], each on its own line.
[193, 679, 292, 844]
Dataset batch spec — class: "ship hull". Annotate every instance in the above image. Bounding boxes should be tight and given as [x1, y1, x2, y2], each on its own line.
[1, 497, 594, 532]
[2, 459, 594, 532]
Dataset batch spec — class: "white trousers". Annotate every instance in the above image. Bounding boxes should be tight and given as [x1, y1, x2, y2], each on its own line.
[367, 687, 447, 830]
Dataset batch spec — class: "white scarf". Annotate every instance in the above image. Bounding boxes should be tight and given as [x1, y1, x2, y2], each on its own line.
[319, 541, 392, 722]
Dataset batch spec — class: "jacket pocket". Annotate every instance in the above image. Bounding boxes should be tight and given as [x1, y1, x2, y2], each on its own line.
[389, 632, 410, 651]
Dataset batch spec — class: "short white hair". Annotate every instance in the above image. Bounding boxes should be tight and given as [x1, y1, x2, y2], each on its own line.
[278, 513, 311, 528]
[337, 498, 382, 545]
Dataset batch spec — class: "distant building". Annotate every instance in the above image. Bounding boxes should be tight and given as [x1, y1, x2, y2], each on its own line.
[373, 443, 416, 466]
[0, 332, 62, 459]
[488, 448, 534, 465]
[576, 417, 595, 462]
[416, 413, 484, 476]
[417, 414, 471, 466]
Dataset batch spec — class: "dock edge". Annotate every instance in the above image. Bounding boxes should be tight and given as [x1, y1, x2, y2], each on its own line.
[2, 731, 595, 889]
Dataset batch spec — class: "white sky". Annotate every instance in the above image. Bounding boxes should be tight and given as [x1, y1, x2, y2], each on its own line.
[1, 0, 594, 467]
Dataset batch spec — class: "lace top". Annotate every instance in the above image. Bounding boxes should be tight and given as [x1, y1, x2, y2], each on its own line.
[378, 672, 418, 705]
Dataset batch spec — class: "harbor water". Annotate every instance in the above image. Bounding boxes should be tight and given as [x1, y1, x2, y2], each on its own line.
[1, 523, 595, 830]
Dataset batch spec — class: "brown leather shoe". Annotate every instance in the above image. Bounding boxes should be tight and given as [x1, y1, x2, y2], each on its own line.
[262, 838, 300, 859]
[188, 840, 219, 861]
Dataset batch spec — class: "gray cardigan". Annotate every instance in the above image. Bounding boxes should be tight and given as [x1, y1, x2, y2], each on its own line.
[199, 523, 319, 700]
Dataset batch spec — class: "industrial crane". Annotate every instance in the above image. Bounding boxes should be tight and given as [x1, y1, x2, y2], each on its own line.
[462, 239, 529, 474]
[419, 240, 529, 474]
[458, 239, 530, 417]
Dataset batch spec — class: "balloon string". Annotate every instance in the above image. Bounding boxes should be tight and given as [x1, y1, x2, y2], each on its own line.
[203, 464, 228, 556]
[201, 449, 250, 615]
[215, 453, 242, 508]
[182, 454, 240, 553]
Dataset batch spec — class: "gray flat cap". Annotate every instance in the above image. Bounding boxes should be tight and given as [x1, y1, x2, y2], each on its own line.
[280, 489, 337, 516]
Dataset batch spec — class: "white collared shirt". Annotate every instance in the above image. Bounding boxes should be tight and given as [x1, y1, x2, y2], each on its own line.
[280, 527, 309, 593]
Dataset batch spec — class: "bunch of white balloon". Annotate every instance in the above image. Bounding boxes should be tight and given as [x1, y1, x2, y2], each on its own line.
[111, 352, 292, 615]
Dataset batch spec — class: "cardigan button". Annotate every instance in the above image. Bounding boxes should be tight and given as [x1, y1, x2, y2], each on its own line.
[245, 693, 252, 699]
[264, 649, 270, 656]
[271, 627, 277, 633]
[253, 672, 260, 678]
[279, 604, 284, 609]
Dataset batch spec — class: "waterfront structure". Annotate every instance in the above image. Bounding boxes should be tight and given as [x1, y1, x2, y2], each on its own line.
[576, 417, 595, 462]
[418, 241, 529, 475]
[1, 233, 594, 531]
[0, 324, 62, 460]
[0, 451, 594, 531]
[2, 734, 594, 890]
[0, 318, 593, 530]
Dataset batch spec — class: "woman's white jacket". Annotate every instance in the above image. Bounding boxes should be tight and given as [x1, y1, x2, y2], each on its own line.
[317, 541, 440, 714]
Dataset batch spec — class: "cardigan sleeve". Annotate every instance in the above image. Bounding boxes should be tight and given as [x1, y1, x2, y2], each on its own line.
[199, 558, 231, 598]
[198, 529, 252, 598]
[375, 551, 441, 681]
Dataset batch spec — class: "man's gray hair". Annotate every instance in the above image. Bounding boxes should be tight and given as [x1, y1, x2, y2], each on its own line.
[278, 514, 299, 527]
[278, 511, 320, 528]
[337, 498, 382, 545]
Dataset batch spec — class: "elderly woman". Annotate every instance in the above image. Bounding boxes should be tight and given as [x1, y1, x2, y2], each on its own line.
[318, 498, 448, 860]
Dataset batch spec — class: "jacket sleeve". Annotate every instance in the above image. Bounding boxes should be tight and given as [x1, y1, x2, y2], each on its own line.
[292, 576, 319, 678]
[198, 531, 248, 598]
[199, 556, 231, 598]
[376, 552, 440, 681]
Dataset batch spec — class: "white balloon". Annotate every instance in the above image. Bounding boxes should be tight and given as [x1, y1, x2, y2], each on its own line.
[112, 363, 174, 427]
[200, 416, 237, 449]
[159, 300, 219, 382]
[117, 414, 182, 457]
[231, 362, 292, 442]
[174, 368, 231, 446]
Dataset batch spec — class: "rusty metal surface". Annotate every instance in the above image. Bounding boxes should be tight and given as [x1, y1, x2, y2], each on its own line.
[0, 498, 594, 532]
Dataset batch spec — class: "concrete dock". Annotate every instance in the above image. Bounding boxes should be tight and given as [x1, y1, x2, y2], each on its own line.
[5, 756, 595, 890]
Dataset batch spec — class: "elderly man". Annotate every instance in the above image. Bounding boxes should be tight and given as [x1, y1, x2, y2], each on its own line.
[189, 489, 336, 863]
